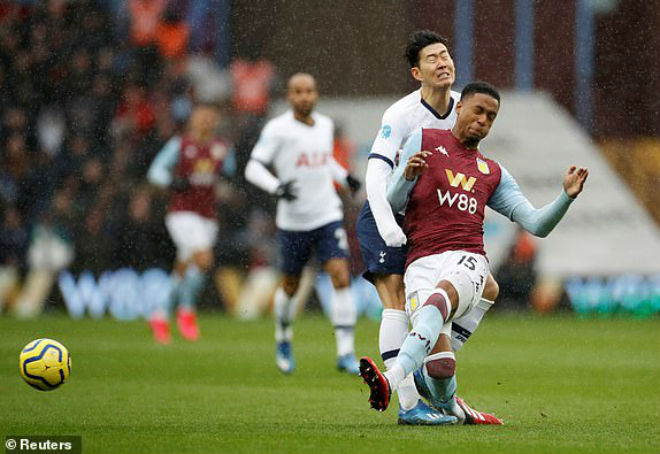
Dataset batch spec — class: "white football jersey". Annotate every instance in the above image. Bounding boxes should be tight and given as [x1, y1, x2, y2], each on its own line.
[250, 110, 342, 231]
[369, 89, 461, 168]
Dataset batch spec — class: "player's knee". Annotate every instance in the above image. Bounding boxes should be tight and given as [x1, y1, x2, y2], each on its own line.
[483, 275, 499, 301]
[374, 274, 406, 309]
[382, 299, 405, 310]
[330, 269, 350, 289]
[174, 260, 187, 276]
[281, 276, 300, 296]
[326, 260, 350, 289]
[332, 276, 350, 289]
[193, 250, 214, 271]
[422, 292, 449, 320]
[425, 357, 456, 380]
[422, 284, 457, 321]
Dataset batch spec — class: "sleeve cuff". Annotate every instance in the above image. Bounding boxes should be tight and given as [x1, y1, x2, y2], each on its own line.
[560, 190, 576, 203]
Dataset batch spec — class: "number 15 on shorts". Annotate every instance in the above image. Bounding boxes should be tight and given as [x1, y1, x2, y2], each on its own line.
[457, 254, 486, 294]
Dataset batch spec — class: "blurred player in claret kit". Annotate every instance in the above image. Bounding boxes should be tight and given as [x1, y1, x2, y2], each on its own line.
[245, 73, 362, 375]
[147, 104, 231, 343]
[356, 30, 500, 425]
[359, 81, 588, 423]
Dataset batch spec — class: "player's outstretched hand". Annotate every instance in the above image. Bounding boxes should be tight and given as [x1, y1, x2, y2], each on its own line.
[381, 223, 407, 247]
[405, 151, 431, 181]
[275, 180, 298, 201]
[346, 174, 362, 195]
[563, 166, 589, 198]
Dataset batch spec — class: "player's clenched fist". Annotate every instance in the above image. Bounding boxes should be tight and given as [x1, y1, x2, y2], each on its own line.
[404, 151, 431, 181]
[563, 166, 589, 198]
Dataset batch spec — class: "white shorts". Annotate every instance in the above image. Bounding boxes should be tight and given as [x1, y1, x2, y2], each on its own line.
[404, 251, 489, 337]
[165, 211, 218, 261]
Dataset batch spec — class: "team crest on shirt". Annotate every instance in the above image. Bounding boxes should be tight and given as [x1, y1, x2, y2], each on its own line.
[211, 143, 227, 160]
[476, 158, 490, 174]
[185, 145, 197, 158]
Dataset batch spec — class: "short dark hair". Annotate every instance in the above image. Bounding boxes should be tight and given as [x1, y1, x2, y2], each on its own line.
[405, 30, 450, 69]
[460, 81, 501, 104]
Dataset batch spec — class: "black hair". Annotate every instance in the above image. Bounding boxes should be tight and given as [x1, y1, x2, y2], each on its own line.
[405, 30, 450, 69]
[460, 81, 501, 103]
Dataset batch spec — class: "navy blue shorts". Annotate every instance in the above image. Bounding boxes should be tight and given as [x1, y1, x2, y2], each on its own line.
[278, 221, 349, 276]
[356, 201, 407, 283]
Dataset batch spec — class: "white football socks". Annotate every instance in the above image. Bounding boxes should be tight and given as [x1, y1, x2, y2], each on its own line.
[379, 309, 419, 410]
[331, 287, 357, 357]
[383, 363, 407, 392]
[274, 287, 296, 343]
[451, 298, 494, 351]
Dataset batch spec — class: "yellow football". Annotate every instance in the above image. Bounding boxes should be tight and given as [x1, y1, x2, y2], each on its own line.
[19, 338, 71, 391]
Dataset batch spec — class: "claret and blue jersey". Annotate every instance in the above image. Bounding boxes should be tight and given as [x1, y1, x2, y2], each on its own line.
[388, 127, 576, 268]
[388, 128, 502, 266]
[147, 134, 229, 219]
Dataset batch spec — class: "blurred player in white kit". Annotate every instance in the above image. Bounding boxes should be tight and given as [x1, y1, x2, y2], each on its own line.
[245, 73, 362, 374]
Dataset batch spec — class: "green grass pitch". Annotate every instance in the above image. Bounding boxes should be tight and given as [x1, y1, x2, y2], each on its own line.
[1, 312, 658, 454]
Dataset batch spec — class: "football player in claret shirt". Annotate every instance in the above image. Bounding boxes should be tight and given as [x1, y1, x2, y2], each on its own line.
[245, 73, 362, 375]
[359, 82, 588, 424]
[147, 104, 231, 343]
[356, 30, 500, 425]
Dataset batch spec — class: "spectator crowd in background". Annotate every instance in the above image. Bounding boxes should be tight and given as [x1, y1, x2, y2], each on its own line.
[1, 1, 655, 321]
[0, 0, 364, 317]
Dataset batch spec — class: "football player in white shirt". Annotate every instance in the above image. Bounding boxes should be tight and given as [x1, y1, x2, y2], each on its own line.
[245, 73, 362, 375]
[356, 30, 500, 425]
